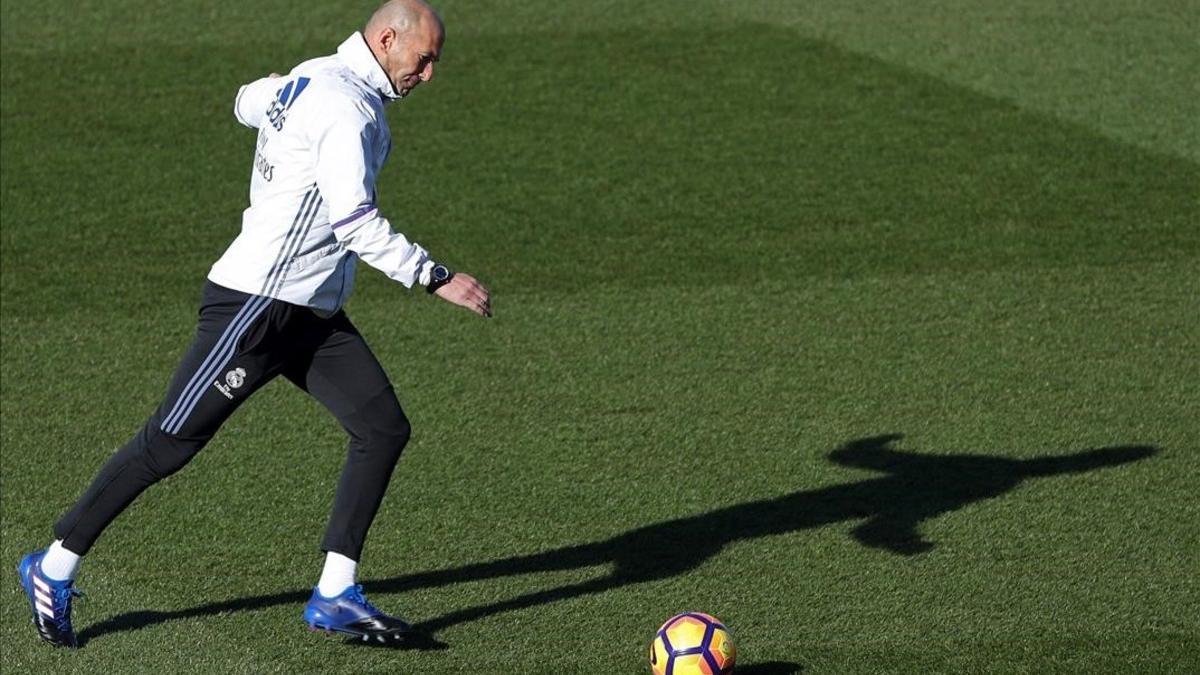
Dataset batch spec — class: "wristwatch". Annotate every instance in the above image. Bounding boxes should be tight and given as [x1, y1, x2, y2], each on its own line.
[426, 263, 455, 294]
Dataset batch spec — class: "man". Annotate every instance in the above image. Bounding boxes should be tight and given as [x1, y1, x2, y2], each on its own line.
[17, 0, 489, 648]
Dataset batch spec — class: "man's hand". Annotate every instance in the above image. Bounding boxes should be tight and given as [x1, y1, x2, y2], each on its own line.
[434, 273, 492, 318]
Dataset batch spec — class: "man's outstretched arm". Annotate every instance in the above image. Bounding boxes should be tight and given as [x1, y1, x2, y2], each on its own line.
[312, 103, 491, 317]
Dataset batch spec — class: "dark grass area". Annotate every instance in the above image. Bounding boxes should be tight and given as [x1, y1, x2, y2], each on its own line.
[2, 1, 1197, 673]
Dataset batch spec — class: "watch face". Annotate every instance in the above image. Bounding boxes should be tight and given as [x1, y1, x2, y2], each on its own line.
[432, 265, 449, 282]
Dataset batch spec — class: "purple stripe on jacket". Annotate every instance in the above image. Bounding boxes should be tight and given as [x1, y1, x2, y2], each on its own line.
[331, 205, 378, 230]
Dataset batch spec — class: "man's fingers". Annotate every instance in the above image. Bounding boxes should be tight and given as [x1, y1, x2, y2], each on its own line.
[464, 281, 489, 300]
[455, 288, 486, 306]
[472, 290, 492, 317]
[434, 274, 491, 317]
[462, 284, 490, 307]
[453, 290, 490, 317]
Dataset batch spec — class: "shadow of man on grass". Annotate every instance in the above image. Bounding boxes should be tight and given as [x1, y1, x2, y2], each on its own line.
[77, 435, 1155, 647]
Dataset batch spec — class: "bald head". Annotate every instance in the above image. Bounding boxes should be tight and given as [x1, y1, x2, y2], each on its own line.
[363, 0, 444, 98]
[365, 0, 442, 38]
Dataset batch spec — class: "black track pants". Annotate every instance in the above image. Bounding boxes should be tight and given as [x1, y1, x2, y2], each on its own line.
[54, 281, 410, 561]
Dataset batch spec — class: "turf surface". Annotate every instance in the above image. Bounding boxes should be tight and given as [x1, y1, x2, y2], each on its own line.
[2, 1, 1198, 672]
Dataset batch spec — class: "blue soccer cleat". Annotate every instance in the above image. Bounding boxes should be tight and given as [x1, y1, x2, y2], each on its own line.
[16, 550, 83, 649]
[303, 584, 412, 643]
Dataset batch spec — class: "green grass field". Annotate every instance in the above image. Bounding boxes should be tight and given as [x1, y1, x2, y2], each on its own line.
[3, 1, 1198, 672]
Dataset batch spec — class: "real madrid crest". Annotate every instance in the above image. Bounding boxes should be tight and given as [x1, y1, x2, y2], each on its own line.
[225, 367, 247, 389]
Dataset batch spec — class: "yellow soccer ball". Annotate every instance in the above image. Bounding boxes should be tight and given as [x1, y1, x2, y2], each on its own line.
[649, 612, 736, 675]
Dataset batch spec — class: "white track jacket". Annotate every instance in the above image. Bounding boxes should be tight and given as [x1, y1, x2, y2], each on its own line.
[208, 33, 434, 313]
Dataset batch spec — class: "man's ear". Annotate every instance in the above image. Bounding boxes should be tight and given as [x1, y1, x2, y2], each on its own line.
[376, 27, 397, 53]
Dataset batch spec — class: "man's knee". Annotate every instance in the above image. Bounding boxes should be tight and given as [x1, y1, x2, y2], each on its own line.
[358, 387, 411, 456]
[141, 426, 206, 480]
[372, 403, 411, 455]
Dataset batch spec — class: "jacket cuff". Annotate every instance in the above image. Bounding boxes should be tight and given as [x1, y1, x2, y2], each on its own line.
[417, 259, 437, 287]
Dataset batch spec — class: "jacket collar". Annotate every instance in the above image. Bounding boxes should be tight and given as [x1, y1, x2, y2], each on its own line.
[337, 32, 402, 102]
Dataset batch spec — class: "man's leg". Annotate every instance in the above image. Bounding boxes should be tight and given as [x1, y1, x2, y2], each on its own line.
[19, 282, 286, 648]
[286, 313, 411, 564]
[285, 313, 414, 641]
[53, 283, 287, 554]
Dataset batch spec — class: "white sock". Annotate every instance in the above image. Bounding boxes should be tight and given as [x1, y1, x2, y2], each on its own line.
[40, 540, 82, 581]
[317, 552, 357, 597]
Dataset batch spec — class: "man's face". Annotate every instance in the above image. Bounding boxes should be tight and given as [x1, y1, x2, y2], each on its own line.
[378, 20, 443, 98]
